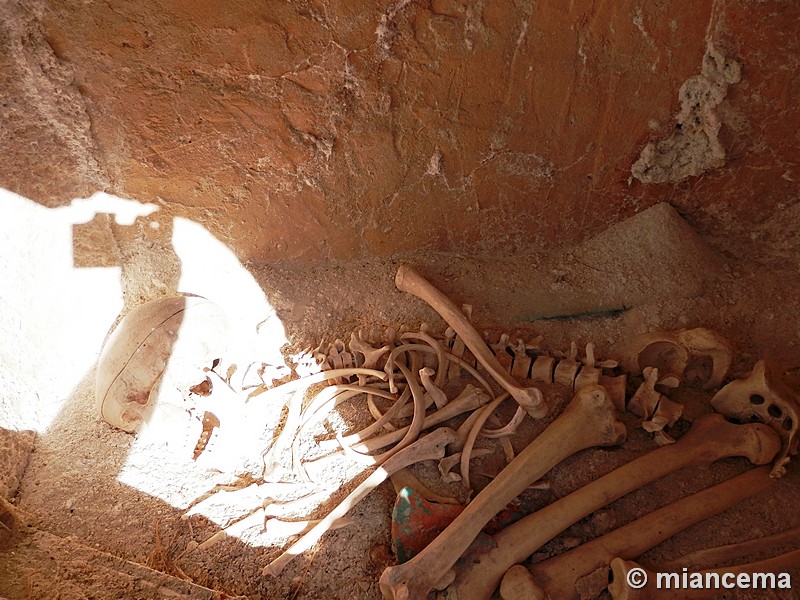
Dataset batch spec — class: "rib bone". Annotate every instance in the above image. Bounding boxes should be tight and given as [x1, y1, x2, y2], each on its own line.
[378, 384, 626, 600]
[608, 548, 800, 599]
[262, 426, 458, 577]
[395, 265, 548, 418]
[527, 467, 776, 600]
[449, 414, 781, 600]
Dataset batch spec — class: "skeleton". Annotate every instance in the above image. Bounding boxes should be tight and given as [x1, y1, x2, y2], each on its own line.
[378, 384, 627, 600]
[395, 264, 548, 418]
[525, 467, 776, 600]
[608, 548, 800, 599]
[446, 414, 781, 600]
[711, 359, 800, 477]
[262, 426, 458, 577]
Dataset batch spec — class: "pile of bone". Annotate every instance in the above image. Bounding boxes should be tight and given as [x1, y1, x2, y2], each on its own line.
[247, 265, 799, 600]
[126, 265, 797, 599]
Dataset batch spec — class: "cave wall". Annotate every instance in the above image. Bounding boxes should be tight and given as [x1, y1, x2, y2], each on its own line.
[1, 0, 798, 265]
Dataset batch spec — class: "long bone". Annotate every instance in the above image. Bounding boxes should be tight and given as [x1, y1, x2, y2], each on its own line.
[608, 548, 800, 599]
[525, 466, 776, 600]
[448, 413, 781, 600]
[262, 426, 458, 577]
[662, 525, 800, 570]
[395, 264, 548, 418]
[378, 384, 626, 600]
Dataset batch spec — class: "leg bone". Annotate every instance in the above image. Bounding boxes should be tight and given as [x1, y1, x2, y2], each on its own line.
[527, 467, 776, 600]
[449, 414, 781, 600]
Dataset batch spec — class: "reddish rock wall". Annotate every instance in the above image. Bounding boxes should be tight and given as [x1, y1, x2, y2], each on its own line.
[2, 0, 798, 264]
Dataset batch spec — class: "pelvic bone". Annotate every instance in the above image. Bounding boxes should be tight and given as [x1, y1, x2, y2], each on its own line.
[622, 327, 732, 390]
[447, 414, 781, 600]
[378, 384, 626, 600]
[711, 359, 800, 477]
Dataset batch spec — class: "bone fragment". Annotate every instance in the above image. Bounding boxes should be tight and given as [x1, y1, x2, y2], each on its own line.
[402, 330, 449, 388]
[554, 342, 581, 387]
[378, 384, 626, 600]
[653, 429, 676, 445]
[531, 355, 556, 383]
[395, 265, 548, 418]
[349, 331, 390, 369]
[481, 406, 527, 438]
[368, 362, 427, 465]
[712, 359, 800, 477]
[390, 467, 461, 505]
[263, 426, 458, 577]
[420, 366, 448, 409]
[448, 414, 781, 600]
[527, 467, 776, 600]
[511, 340, 533, 380]
[628, 367, 662, 419]
[460, 393, 512, 491]
[500, 565, 544, 600]
[608, 548, 800, 599]
[600, 374, 627, 411]
[642, 396, 683, 433]
[439, 448, 493, 483]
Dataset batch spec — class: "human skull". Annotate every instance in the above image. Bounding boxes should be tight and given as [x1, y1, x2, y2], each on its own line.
[95, 295, 228, 432]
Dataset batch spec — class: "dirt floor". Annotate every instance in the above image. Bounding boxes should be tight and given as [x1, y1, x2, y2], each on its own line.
[1, 204, 800, 600]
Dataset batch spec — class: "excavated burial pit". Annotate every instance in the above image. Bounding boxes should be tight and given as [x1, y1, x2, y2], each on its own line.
[1, 201, 800, 600]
